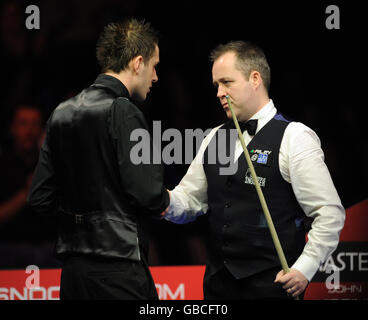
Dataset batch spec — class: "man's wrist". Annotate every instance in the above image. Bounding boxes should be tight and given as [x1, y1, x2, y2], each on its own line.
[291, 254, 320, 282]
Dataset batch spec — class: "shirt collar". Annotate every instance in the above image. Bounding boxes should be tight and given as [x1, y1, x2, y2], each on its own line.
[250, 99, 277, 135]
[93, 74, 130, 98]
[250, 99, 276, 120]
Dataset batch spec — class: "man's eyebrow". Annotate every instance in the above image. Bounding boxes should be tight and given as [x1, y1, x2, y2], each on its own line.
[213, 77, 231, 86]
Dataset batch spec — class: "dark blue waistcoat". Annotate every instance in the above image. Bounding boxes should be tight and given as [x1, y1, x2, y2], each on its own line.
[203, 115, 307, 279]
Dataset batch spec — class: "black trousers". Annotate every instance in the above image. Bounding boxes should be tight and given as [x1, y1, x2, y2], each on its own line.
[60, 255, 158, 300]
[204, 265, 305, 300]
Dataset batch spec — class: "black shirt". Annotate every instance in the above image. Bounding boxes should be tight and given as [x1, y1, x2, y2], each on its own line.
[29, 74, 169, 217]
[27, 73, 169, 260]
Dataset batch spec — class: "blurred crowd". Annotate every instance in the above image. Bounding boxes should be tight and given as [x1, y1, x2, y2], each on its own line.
[0, 0, 366, 270]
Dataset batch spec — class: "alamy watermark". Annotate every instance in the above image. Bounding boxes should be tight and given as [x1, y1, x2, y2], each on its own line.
[25, 264, 40, 289]
[129, 122, 239, 175]
[324, 264, 341, 291]
[25, 5, 40, 30]
[24, 5, 340, 31]
[325, 5, 340, 30]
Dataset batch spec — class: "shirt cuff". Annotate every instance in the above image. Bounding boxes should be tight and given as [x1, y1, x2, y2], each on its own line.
[291, 254, 321, 282]
[164, 191, 204, 224]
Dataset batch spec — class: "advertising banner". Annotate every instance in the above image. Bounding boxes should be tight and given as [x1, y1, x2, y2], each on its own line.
[0, 201, 366, 300]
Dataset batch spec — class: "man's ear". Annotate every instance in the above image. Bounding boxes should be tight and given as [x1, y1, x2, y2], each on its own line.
[249, 70, 263, 90]
[131, 55, 144, 74]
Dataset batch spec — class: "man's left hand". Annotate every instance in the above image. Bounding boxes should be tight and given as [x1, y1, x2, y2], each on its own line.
[274, 268, 309, 298]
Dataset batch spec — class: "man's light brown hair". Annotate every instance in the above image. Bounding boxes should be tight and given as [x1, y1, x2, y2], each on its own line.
[96, 18, 159, 73]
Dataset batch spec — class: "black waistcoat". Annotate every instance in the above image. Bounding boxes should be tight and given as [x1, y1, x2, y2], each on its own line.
[203, 114, 306, 279]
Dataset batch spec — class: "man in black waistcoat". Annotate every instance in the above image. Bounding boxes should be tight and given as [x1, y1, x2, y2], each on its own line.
[27, 18, 170, 300]
[164, 41, 345, 299]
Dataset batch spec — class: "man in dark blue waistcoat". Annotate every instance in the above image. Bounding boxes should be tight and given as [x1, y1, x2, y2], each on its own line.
[164, 41, 345, 299]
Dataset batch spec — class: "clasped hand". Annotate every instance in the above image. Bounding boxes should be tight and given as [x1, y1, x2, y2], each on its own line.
[274, 268, 309, 298]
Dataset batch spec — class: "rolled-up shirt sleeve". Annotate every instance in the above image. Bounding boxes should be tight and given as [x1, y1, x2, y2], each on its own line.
[280, 122, 346, 281]
[110, 99, 169, 216]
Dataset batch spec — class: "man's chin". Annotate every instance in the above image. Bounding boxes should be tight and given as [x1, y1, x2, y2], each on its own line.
[225, 110, 232, 119]
[132, 93, 146, 102]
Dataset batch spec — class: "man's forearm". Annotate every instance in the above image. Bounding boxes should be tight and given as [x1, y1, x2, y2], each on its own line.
[163, 189, 206, 224]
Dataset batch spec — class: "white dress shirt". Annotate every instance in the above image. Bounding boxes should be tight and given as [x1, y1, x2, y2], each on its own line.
[165, 99, 345, 281]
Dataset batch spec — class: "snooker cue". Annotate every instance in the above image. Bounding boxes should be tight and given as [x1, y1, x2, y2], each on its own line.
[225, 95, 294, 281]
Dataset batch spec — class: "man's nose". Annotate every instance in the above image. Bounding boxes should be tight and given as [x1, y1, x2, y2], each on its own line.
[217, 85, 226, 99]
[152, 70, 158, 83]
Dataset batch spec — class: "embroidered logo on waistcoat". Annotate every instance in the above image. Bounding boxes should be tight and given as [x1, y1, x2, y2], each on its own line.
[249, 148, 273, 167]
[244, 168, 266, 187]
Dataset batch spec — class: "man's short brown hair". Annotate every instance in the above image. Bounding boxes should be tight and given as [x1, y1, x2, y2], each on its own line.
[96, 18, 159, 73]
[210, 41, 271, 92]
